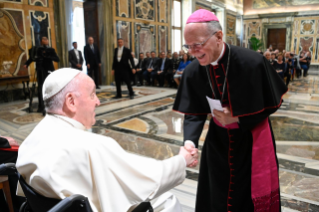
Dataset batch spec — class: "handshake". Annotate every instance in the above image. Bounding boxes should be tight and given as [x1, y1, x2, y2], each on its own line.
[178, 143, 199, 168]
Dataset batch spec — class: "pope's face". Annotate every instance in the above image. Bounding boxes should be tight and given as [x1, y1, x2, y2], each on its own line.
[184, 23, 223, 66]
[75, 75, 100, 129]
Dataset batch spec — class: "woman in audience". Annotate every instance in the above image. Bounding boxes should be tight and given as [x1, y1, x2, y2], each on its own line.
[300, 52, 310, 77]
[174, 54, 191, 86]
[273, 53, 285, 79]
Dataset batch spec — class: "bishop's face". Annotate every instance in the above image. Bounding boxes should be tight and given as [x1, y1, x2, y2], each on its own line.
[184, 23, 223, 66]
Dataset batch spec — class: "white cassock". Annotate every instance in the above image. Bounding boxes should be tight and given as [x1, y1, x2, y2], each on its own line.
[16, 114, 186, 212]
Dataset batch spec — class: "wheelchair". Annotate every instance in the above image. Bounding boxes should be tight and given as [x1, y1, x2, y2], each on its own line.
[0, 163, 153, 212]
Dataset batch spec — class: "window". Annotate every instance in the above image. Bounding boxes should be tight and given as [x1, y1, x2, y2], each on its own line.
[172, 0, 182, 53]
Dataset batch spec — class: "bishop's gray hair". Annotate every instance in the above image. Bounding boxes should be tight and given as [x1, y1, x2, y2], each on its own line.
[44, 74, 82, 113]
[206, 21, 223, 34]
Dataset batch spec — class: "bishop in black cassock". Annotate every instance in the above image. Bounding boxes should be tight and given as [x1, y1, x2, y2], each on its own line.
[173, 9, 287, 212]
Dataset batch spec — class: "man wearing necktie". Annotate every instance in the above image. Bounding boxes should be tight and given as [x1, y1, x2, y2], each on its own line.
[153, 52, 173, 87]
[143, 51, 158, 86]
[84, 36, 101, 89]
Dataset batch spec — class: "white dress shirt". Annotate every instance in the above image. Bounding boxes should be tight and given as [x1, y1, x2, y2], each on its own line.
[117, 46, 124, 62]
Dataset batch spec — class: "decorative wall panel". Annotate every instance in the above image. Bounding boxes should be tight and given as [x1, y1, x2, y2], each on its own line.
[300, 20, 315, 35]
[158, 0, 168, 23]
[116, 0, 130, 18]
[316, 38, 319, 61]
[29, 0, 48, 7]
[135, 0, 154, 21]
[158, 26, 167, 53]
[248, 22, 260, 37]
[0, 9, 27, 76]
[226, 14, 236, 45]
[29, 11, 51, 47]
[135, 23, 156, 55]
[291, 16, 319, 63]
[2, 0, 22, 3]
[116, 20, 132, 49]
[299, 37, 314, 54]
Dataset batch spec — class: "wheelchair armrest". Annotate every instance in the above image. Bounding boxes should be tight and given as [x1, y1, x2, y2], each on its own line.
[0, 163, 17, 175]
[48, 194, 93, 212]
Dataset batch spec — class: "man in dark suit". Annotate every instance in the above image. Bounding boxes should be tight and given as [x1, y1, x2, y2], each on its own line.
[69, 42, 84, 70]
[84, 36, 101, 89]
[153, 52, 173, 87]
[135, 53, 147, 86]
[143, 51, 158, 86]
[24, 36, 59, 115]
[112, 38, 136, 99]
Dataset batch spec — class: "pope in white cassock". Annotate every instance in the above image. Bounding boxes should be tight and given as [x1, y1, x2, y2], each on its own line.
[16, 68, 198, 211]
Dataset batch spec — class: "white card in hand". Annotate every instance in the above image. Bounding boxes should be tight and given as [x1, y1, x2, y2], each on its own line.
[206, 96, 223, 116]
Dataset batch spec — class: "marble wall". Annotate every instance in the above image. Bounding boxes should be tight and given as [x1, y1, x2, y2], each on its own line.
[113, 0, 170, 54]
[0, 0, 57, 83]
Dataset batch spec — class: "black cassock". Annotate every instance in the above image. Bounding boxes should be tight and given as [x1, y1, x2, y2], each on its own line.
[173, 43, 287, 212]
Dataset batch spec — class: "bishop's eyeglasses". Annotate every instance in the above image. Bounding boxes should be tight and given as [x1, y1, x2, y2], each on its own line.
[182, 31, 218, 52]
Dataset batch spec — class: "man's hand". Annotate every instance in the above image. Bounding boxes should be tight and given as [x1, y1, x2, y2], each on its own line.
[99, 63, 101, 67]
[23, 65, 27, 69]
[111, 70, 114, 75]
[147, 68, 152, 72]
[178, 146, 198, 167]
[132, 69, 136, 74]
[2, 136, 19, 147]
[87, 64, 90, 69]
[76, 64, 82, 68]
[213, 107, 238, 126]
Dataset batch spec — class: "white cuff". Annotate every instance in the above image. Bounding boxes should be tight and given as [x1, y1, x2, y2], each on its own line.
[184, 140, 196, 148]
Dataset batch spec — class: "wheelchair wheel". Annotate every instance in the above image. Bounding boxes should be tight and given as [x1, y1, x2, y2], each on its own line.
[19, 201, 33, 212]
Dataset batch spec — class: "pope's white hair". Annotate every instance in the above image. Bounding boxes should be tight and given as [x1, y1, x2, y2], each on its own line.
[44, 73, 83, 113]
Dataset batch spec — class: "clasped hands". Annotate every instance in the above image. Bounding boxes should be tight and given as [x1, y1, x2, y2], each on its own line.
[179, 143, 199, 168]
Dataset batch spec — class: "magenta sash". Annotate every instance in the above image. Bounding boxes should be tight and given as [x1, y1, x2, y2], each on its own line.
[213, 117, 280, 211]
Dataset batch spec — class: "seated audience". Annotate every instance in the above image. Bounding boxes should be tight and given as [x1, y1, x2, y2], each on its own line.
[174, 54, 191, 86]
[273, 53, 285, 79]
[264, 51, 271, 63]
[143, 51, 158, 85]
[16, 68, 198, 212]
[153, 52, 173, 87]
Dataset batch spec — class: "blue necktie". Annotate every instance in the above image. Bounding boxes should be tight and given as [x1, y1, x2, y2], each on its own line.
[161, 59, 165, 71]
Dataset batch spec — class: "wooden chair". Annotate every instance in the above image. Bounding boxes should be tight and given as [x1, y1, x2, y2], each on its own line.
[0, 175, 14, 212]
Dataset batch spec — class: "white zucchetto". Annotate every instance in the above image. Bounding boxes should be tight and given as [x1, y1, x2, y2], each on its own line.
[43, 68, 81, 101]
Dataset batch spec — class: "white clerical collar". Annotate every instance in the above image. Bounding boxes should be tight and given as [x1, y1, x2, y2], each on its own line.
[52, 114, 86, 131]
[210, 43, 225, 66]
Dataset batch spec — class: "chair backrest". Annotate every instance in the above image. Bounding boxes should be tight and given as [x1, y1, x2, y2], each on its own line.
[17, 172, 61, 212]
[48, 194, 93, 212]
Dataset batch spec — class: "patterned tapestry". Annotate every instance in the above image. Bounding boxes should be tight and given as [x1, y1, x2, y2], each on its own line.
[158, 25, 167, 53]
[116, 0, 130, 18]
[134, 23, 156, 55]
[135, 0, 154, 21]
[30, 11, 51, 47]
[0, 9, 27, 76]
[116, 20, 132, 49]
